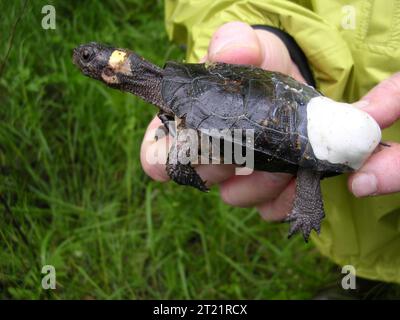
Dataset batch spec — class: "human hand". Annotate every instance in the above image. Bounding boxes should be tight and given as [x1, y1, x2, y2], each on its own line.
[348, 73, 400, 197]
[140, 21, 305, 221]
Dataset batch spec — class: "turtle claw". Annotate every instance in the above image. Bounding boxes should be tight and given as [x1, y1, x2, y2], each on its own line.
[166, 138, 209, 192]
[285, 209, 323, 242]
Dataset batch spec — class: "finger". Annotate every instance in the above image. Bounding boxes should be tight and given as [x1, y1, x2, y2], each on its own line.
[208, 21, 263, 65]
[196, 164, 236, 187]
[349, 142, 400, 197]
[257, 179, 296, 221]
[219, 171, 292, 207]
[140, 116, 170, 181]
[141, 117, 237, 185]
[358, 72, 400, 128]
[253, 29, 304, 80]
[207, 21, 304, 82]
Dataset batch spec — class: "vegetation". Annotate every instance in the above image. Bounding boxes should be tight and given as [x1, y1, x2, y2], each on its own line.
[1, 0, 357, 299]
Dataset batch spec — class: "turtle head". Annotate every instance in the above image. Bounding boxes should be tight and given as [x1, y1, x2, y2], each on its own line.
[73, 42, 169, 112]
[73, 42, 119, 82]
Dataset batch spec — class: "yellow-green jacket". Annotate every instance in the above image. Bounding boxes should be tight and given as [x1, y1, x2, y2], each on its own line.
[164, 0, 400, 283]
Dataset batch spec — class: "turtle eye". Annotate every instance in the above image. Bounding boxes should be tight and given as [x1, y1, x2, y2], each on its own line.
[81, 48, 94, 62]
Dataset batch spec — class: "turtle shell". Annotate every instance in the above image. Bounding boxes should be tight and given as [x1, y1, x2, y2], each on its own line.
[161, 61, 350, 175]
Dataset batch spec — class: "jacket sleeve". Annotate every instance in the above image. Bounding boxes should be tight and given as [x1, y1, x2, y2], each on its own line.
[164, 0, 354, 100]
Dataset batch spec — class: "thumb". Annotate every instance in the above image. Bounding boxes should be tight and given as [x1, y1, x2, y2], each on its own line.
[208, 21, 263, 66]
[207, 21, 299, 78]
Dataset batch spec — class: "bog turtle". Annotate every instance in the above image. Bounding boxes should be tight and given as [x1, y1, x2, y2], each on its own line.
[72, 42, 382, 241]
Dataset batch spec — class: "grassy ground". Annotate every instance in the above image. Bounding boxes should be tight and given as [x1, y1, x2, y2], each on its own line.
[0, 0, 344, 299]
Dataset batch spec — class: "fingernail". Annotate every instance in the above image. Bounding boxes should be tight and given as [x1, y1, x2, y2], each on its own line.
[210, 38, 245, 56]
[352, 173, 378, 197]
[258, 203, 274, 221]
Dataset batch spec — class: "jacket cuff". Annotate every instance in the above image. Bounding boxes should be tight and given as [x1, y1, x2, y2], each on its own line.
[252, 25, 315, 87]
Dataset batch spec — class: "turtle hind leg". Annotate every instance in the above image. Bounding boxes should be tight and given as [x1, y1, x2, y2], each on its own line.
[166, 139, 209, 192]
[285, 168, 325, 242]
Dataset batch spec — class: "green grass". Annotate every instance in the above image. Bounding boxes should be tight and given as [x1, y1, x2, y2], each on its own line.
[0, 0, 341, 299]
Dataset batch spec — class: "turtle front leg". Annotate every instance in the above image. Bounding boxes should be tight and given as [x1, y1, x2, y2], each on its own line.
[166, 138, 209, 192]
[285, 168, 325, 242]
[157, 112, 176, 137]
